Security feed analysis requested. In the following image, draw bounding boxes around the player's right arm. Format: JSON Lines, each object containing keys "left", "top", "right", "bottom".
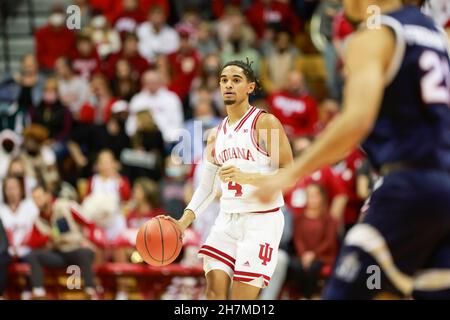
{"left": 255, "top": 25, "right": 394, "bottom": 203}
{"left": 176, "top": 127, "right": 221, "bottom": 231}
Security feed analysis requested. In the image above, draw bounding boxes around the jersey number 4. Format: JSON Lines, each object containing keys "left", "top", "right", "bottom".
{"left": 228, "top": 182, "right": 243, "bottom": 197}
{"left": 420, "top": 50, "right": 450, "bottom": 104}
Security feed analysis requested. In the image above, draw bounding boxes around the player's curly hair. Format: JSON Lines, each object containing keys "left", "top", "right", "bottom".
{"left": 221, "top": 58, "right": 261, "bottom": 94}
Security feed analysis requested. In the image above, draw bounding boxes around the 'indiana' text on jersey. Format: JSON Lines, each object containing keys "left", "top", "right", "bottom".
{"left": 213, "top": 106, "right": 284, "bottom": 213}
{"left": 361, "top": 5, "right": 450, "bottom": 171}
{"left": 217, "top": 147, "right": 256, "bottom": 163}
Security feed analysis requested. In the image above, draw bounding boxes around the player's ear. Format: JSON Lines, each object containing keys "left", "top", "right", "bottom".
{"left": 248, "top": 82, "right": 255, "bottom": 95}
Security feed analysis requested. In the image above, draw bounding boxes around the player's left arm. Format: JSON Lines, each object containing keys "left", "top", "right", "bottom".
{"left": 219, "top": 113, "right": 294, "bottom": 187}
{"left": 256, "top": 26, "right": 395, "bottom": 200}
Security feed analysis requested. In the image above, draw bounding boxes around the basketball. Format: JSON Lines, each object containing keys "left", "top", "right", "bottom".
{"left": 135, "top": 217, "right": 183, "bottom": 266}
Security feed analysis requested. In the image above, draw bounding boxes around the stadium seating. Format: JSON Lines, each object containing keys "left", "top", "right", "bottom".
{"left": 5, "top": 262, "right": 204, "bottom": 300}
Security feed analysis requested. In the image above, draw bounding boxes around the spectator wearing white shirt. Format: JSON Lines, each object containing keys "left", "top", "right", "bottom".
{"left": 127, "top": 69, "right": 184, "bottom": 146}
{"left": 136, "top": 5, "right": 180, "bottom": 64}
{"left": 54, "top": 57, "right": 91, "bottom": 120}
{"left": 0, "top": 175, "right": 39, "bottom": 259}
{"left": 422, "top": 0, "right": 450, "bottom": 27}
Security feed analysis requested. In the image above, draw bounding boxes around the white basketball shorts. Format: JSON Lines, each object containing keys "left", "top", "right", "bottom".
{"left": 198, "top": 208, "right": 284, "bottom": 288}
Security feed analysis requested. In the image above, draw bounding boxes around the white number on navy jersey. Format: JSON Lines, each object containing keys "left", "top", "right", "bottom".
{"left": 419, "top": 50, "right": 450, "bottom": 104}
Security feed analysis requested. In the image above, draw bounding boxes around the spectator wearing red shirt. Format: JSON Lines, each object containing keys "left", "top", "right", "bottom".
{"left": 103, "top": 0, "right": 170, "bottom": 23}
{"left": 267, "top": 70, "right": 319, "bottom": 139}
{"left": 332, "top": 10, "right": 354, "bottom": 83}
{"left": 106, "top": 32, "right": 151, "bottom": 80}
{"left": 289, "top": 183, "right": 339, "bottom": 299}
{"left": 284, "top": 136, "right": 348, "bottom": 223}
{"left": 332, "top": 149, "right": 366, "bottom": 234}
{"left": 111, "top": 0, "right": 147, "bottom": 34}
{"left": 332, "top": 10, "right": 354, "bottom": 62}
{"left": 246, "top": 0, "right": 301, "bottom": 39}
{"left": 34, "top": 7, "right": 76, "bottom": 72}
{"left": 79, "top": 74, "right": 118, "bottom": 124}
{"left": 165, "top": 27, "right": 201, "bottom": 118}
{"left": 71, "top": 33, "right": 102, "bottom": 80}
{"left": 315, "top": 98, "right": 340, "bottom": 134}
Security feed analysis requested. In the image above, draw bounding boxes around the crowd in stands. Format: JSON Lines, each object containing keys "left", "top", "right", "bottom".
{"left": 1, "top": 0, "right": 449, "bottom": 300}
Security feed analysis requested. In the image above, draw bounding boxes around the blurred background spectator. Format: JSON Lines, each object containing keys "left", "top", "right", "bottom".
{"left": 126, "top": 69, "right": 184, "bottom": 150}
{"left": 137, "top": 5, "right": 179, "bottom": 64}
{"left": 267, "top": 70, "right": 318, "bottom": 139}
{"left": 289, "top": 183, "right": 338, "bottom": 299}
{"left": 86, "top": 11, "right": 121, "bottom": 59}
{"left": 121, "top": 109, "right": 165, "bottom": 183}
{"left": 0, "top": 175, "right": 39, "bottom": 261}
{"left": 34, "top": 6, "right": 76, "bottom": 73}
{"left": 55, "top": 56, "right": 91, "bottom": 120}
{"left": 71, "top": 32, "right": 102, "bottom": 80}
{"left": 0, "top": 217, "right": 12, "bottom": 300}
{"left": 25, "top": 185, "right": 101, "bottom": 299}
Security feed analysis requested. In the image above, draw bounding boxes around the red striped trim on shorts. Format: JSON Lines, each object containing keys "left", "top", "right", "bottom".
{"left": 252, "top": 207, "right": 280, "bottom": 214}
{"left": 198, "top": 245, "right": 235, "bottom": 270}
{"left": 233, "top": 277, "right": 269, "bottom": 287}
{"left": 233, "top": 270, "right": 271, "bottom": 286}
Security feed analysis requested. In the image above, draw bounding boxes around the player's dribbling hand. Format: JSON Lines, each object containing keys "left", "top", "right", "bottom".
{"left": 218, "top": 165, "right": 248, "bottom": 184}
{"left": 155, "top": 215, "right": 185, "bottom": 237}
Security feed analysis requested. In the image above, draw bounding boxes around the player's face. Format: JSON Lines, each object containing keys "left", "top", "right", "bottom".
{"left": 219, "top": 65, "right": 255, "bottom": 106}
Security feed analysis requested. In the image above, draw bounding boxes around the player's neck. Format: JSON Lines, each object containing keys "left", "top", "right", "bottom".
{"left": 226, "top": 100, "right": 251, "bottom": 125}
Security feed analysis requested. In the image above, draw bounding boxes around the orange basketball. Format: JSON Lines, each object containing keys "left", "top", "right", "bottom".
{"left": 135, "top": 217, "right": 183, "bottom": 266}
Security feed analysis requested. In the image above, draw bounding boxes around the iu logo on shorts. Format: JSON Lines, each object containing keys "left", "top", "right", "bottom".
{"left": 258, "top": 243, "right": 273, "bottom": 266}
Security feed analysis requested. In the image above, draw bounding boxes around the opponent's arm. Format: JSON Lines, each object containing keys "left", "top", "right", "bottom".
{"left": 256, "top": 26, "right": 395, "bottom": 201}
{"left": 176, "top": 128, "right": 220, "bottom": 231}
{"left": 218, "top": 113, "right": 294, "bottom": 187}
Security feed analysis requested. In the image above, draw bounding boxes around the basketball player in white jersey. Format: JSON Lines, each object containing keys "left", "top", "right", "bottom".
{"left": 167, "top": 60, "right": 293, "bottom": 300}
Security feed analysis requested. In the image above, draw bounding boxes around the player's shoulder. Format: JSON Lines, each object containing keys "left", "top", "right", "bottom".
{"left": 254, "top": 110, "right": 283, "bottom": 130}
{"left": 206, "top": 125, "right": 220, "bottom": 145}
{"left": 349, "top": 25, "right": 395, "bottom": 52}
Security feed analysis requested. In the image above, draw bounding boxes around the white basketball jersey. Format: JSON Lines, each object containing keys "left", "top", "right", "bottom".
{"left": 213, "top": 106, "right": 284, "bottom": 214}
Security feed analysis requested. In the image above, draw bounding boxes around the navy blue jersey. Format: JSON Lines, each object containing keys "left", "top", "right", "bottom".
{"left": 361, "top": 5, "right": 450, "bottom": 171}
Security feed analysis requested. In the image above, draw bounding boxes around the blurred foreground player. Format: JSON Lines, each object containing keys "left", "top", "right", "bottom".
{"left": 256, "top": 0, "right": 450, "bottom": 299}
{"left": 165, "top": 60, "right": 293, "bottom": 299}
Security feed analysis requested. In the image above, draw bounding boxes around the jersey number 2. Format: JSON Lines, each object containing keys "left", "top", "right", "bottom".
{"left": 419, "top": 50, "right": 450, "bottom": 104}
{"left": 228, "top": 182, "right": 243, "bottom": 197}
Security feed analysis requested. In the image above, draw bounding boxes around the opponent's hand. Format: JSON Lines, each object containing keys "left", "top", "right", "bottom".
{"left": 254, "top": 170, "right": 294, "bottom": 203}
{"left": 218, "top": 166, "right": 249, "bottom": 184}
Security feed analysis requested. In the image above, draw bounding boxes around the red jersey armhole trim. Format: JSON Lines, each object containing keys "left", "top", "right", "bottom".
{"left": 251, "top": 110, "right": 270, "bottom": 156}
